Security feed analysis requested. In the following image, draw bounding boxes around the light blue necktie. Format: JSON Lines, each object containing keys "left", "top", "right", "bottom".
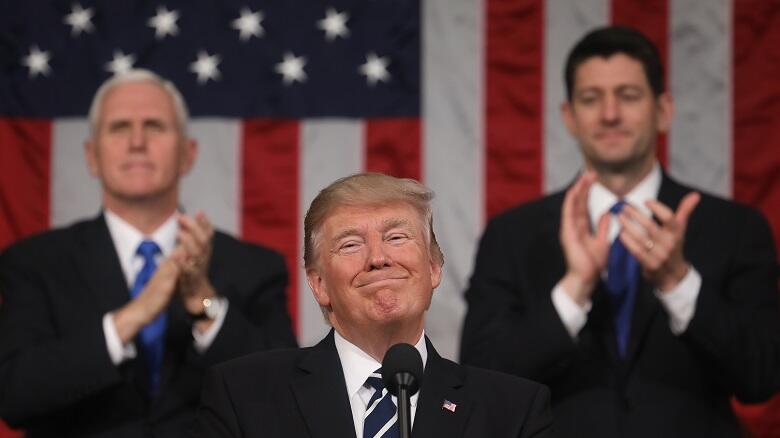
{"left": 130, "top": 240, "right": 167, "bottom": 397}
{"left": 363, "top": 368, "right": 399, "bottom": 438}
{"left": 606, "top": 201, "right": 639, "bottom": 359}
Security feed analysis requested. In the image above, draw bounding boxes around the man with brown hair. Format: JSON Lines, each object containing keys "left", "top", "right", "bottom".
{"left": 460, "top": 26, "right": 780, "bottom": 438}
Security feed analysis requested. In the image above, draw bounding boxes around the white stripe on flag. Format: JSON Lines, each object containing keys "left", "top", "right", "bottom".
{"left": 669, "top": 0, "right": 732, "bottom": 198}
{"left": 52, "top": 119, "right": 101, "bottom": 227}
{"left": 543, "top": 0, "right": 609, "bottom": 193}
{"left": 182, "top": 119, "right": 241, "bottom": 235}
{"left": 299, "top": 119, "right": 364, "bottom": 346}
{"left": 422, "top": 0, "right": 484, "bottom": 361}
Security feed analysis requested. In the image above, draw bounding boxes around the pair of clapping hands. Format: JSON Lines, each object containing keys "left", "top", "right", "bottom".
{"left": 559, "top": 172, "right": 700, "bottom": 307}
{"left": 114, "top": 212, "right": 216, "bottom": 342}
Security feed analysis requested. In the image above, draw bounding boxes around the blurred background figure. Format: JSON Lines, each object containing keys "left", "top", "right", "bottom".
{"left": 0, "top": 70, "right": 296, "bottom": 437}
{"left": 461, "top": 26, "right": 780, "bottom": 438}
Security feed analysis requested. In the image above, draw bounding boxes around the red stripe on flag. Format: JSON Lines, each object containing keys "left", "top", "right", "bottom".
{"left": 0, "top": 119, "right": 51, "bottom": 252}
{"left": 731, "top": 3, "right": 780, "bottom": 436}
{"left": 485, "top": 0, "right": 544, "bottom": 219}
{"left": 364, "top": 118, "right": 421, "bottom": 180}
{"left": 611, "top": 0, "right": 670, "bottom": 167}
{"left": 240, "top": 119, "right": 300, "bottom": 334}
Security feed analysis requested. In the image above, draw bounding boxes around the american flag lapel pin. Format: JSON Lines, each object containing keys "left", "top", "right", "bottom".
{"left": 442, "top": 399, "right": 457, "bottom": 413}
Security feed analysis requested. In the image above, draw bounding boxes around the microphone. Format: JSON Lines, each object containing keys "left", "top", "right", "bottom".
{"left": 382, "top": 343, "right": 424, "bottom": 438}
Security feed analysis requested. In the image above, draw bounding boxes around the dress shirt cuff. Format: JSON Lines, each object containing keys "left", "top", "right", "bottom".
{"left": 551, "top": 283, "right": 592, "bottom": 338}
{"left": 192, "top": 297, "right": 229, "bottom": 354}
{"left": 102, "top": 312, "right": 137, "bottom": 365}
{"left": 653, "top": 266, "right": 701, "bottom": 335}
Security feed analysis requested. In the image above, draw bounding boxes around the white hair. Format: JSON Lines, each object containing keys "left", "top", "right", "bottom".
{"left": 87, "top": 69, "right": 190, "bottom": 137}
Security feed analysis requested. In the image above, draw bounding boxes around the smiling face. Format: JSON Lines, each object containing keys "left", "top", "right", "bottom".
{"left": 85, "top": 80, "right": 196, "bottom": 210}
{"left": 562, "top": 53, "right": 672, "bottom": 175}
{"left": 306, "top": 202, "right": 442, "bottom": 339}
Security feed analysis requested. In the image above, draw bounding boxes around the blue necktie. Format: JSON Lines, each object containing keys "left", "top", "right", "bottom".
{"left": 606, "top": 201, "right": 639, "bottom": 359}
{"left": 130, "top": 240, "right": 167, "bottom": 397}
{"left": 363, "top": 368, "right": 399, "bottom": 438}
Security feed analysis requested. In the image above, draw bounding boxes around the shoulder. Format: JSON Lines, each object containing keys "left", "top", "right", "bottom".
{"left": 206, "top": 347, "right": 305, "bottom": 395}
{"left": 211, "top": 231, "right": 287, "bottom": 271}
{"left": 486, "top": 191, "right": 565, "bottom": 232}
{"left": 462, "top": 361, "right": 548, "bottom": 401}
{"left": 0, "top": 218, "right": 96, "bottom": 265}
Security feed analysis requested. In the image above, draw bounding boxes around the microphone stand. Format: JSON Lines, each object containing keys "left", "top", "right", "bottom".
{"left": 393, "top": 372, "right": 416, "bottom": 438}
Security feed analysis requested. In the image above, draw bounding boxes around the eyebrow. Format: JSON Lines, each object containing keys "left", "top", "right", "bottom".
{"left": 330, "top": 218, "right": 414, "bottom": 242}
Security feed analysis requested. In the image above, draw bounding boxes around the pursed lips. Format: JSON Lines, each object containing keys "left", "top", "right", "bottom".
{"left": 355, "top": 274, "right": 409, "bottom": 288}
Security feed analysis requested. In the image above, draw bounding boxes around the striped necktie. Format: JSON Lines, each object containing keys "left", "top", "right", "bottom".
{"left": 130, "top": 240, "right": 167, "bottom": 397}
{"left": 363, "top": 368, "right": 399, "bottom": 438}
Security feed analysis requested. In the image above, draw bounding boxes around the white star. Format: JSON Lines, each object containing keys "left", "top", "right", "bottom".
{"left": 105, "top": 51, "right": 136, "bottom": 76}
{"left": 190, "top": 51, "right": 221, "bottom": 84}
{"left": 274, "top": 52, "right": 307, "bottom": 85}
{"left": 63, "top": 4, "right": 94, "bottom": 36}
{"left": 232, "top": 8, "right": 264, "bottom": 41}
{"left": 147, "top": 6, "right": 179, "bottom": 39}
{"left": 358, "top": 53, "right": 390, "bottom": 86}
{"left": 21, "top": 46, "right": 51, "bottom": 78}
{"left": 317, "top": 8, "right": 349, "bottom": 41}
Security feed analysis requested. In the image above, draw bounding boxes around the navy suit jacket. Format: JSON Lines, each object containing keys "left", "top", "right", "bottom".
{"left": 195, "top": 331, "right": 554, "bottom": 438}
{"left": 461, "top": 174, "right": 780, "bottom": 438}
{"left": 0, "top": 214, "right": 297, "bottom": 437}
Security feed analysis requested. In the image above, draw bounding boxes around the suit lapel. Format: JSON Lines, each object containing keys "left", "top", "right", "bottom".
{"left": 624, "top": 174, "right": 689, "bottom": 364}
{"left": 412, "top": 339, "right": 471, "bottom": 438}
{"left": 291, "top": 331, "right": 357, "bottom": 438}
{"left": 73, "top": 214, "right": 131, "bottom": 314}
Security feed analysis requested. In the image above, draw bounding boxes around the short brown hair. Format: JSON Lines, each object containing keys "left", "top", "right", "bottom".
{"left": 304, "top": 172, "right": 444, "bottom": 269}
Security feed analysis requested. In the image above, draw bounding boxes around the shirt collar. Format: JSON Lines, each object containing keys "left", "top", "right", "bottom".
{"left": 588, "top": 162, "right": 662, "bottom": 239}
{"left": 104, "top": 209, "right": 179, "bottom": 285}
{"left": 334, "top": 329, "right": 428, "bottom": 401}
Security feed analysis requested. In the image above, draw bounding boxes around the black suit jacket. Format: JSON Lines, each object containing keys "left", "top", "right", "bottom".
{"left": 0, "top": 214, "right": 297, "bottom": 438}
{"left": 460, "top": 174, "right": 780, "bottom": 438}
{"left": 194, "top": 331, "right": 554, "bottom": 438}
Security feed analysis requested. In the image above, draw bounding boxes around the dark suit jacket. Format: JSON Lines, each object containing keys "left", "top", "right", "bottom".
{"left": 194, "top": 331, "right": 554, "bottom": 438}
{"left": 0, "top": 214, "right": 297, "bottom": 438}
{"left": 460, "top": 174, "right": 780, "bottom": 438}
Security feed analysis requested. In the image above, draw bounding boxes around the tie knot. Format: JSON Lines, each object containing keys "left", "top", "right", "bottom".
{"left": 610, "top": 200, "right": 627, "bottom": 215}
{"left": 137, "top": 240, "right": 161, "bottom": 261}
{"left": 365, "top": 368, "right": 384, "bottom": 392}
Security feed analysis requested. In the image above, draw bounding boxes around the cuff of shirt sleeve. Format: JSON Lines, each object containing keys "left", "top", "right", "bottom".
{"left": 654, "top": 266, "right": 701, "bottom": 335}
{"left": 552, "top": 283, "right": 592, "bottom": 338}
{"left": 192, "top": 297, "right": 229, "bottom": 354}
{"left": 102, "top": 312, "right": 137, "bottom": 365}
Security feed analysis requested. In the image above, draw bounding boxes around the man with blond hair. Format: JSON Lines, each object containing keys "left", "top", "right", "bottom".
{"left": 0, "top": 69, "right": 296, "bottom": 437}
{"left": 195, "top": 173, "right": 554, "bottom": 438}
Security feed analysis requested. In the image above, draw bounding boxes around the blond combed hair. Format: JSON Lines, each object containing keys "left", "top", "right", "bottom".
{"left": 303, "top": 172, "right": 444, "bottom": 270}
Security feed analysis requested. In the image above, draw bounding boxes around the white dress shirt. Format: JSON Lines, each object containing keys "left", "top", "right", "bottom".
{"left": 101, "top": 209, "right": 228, "bottom": 365}
{"left": 552, "top": 163, "right": 701, "bottom": 338}
{"left": 334, "top": 330, "right": 427, "bottom": 438}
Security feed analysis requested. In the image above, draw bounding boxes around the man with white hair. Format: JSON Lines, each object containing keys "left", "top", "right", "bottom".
{"left": 195, "top": 173, "right": 553, "bottom": 438}
{"left": 0, "top": 69, "right": 296, "bottom": 437}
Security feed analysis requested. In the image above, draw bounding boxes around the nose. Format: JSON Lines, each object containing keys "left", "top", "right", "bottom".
{"left": 365, "top": 238, "right": 392, "bottom": 271}
{"left": 600, "top": 94, "right": 620, "bottom": 126}
{"left": 128, "top": 124, "right": 146, "bottom": 151}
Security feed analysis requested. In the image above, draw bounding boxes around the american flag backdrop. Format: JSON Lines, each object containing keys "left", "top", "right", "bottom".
{"left": 1, "top": 0, "right": 779, "bottom": 436}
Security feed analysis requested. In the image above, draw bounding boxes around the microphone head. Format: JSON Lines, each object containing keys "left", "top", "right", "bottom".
{"left": 382, "top": 343, "right": 424, "bottom": 396}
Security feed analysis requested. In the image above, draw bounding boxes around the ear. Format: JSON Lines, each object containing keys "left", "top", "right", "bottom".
{"left": 655, "top": 92, "right": 674, "bottom": 134}
{"left": 179, "top": 138, "right": 198, "bottom": 176}
{"left": 306, "top": 267, "right": 331, "bottom": 308}
{"left": 84, "top": 140, "right": 99, "bottom": 177}
{"left": 429, "top": 258, "right": 442, "bottom": 290}
{"left": 561, "top": 101, "right": 577, "bottom": 137}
